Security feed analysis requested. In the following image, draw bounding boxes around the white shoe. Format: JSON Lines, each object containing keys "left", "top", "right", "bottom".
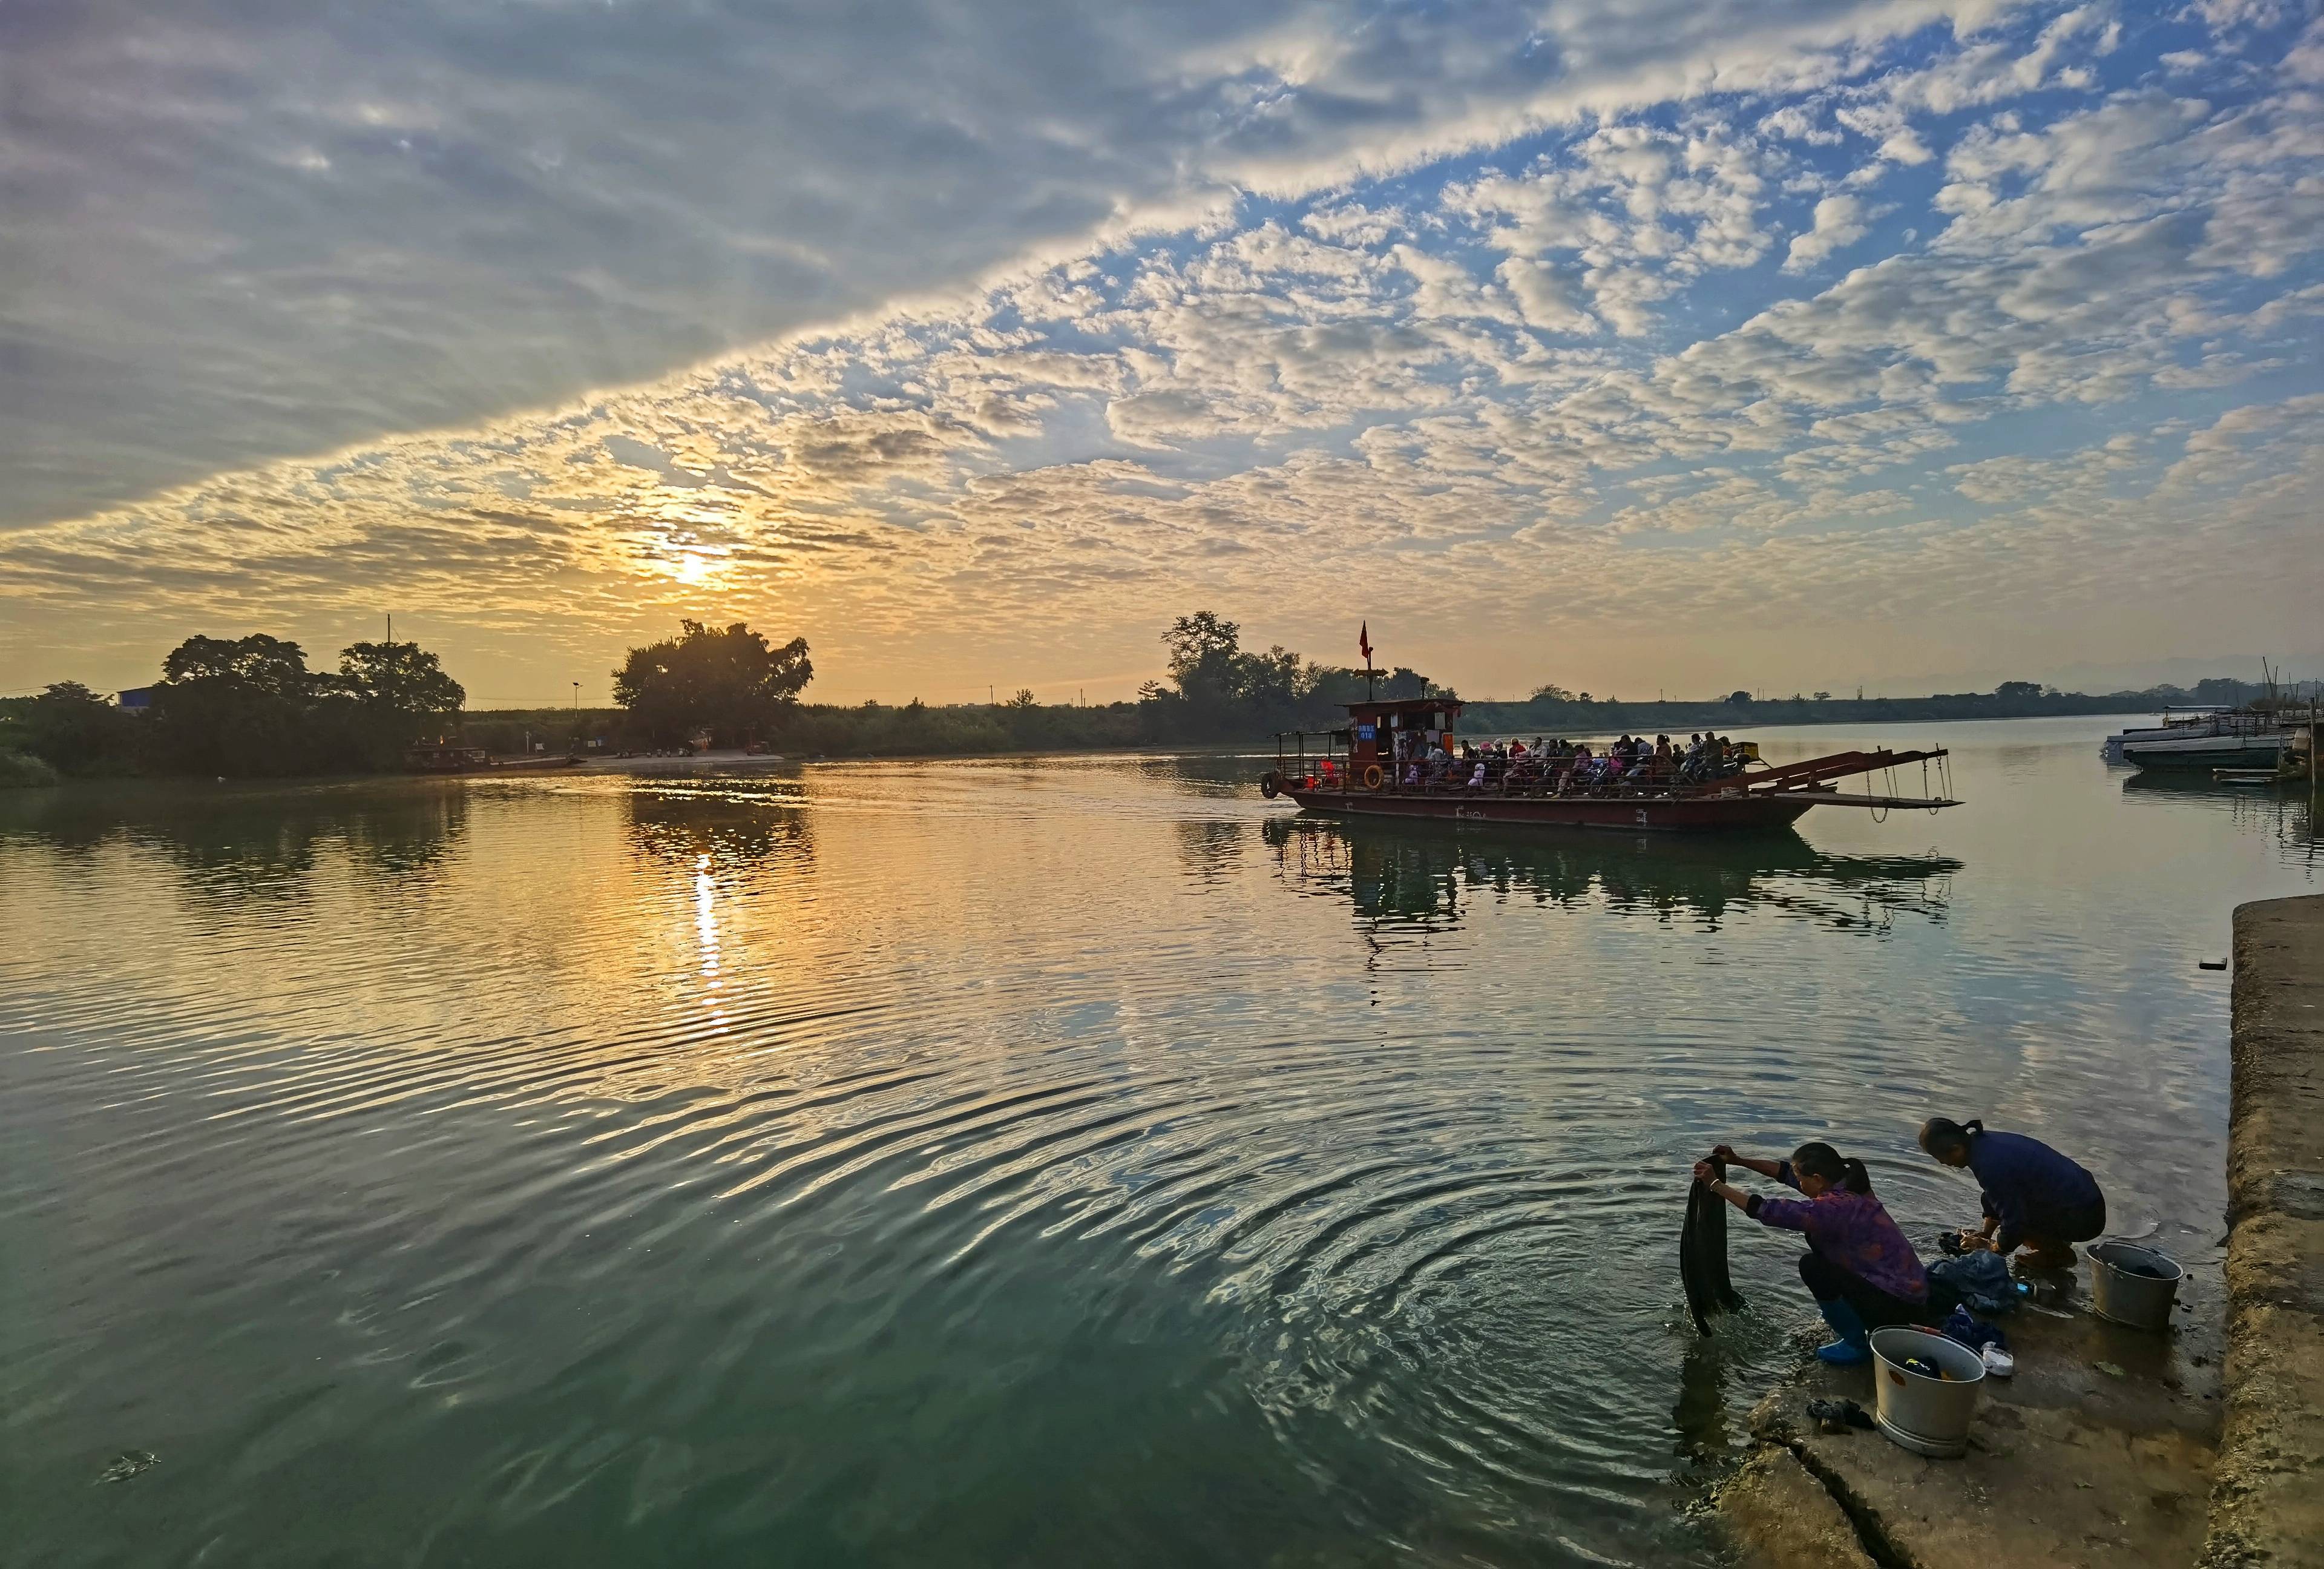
{"left": 1981, "top": 1346, "right": 2015, "bottom": 1378}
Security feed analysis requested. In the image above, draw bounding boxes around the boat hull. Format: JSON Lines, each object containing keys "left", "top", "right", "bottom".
{"left": 2122, "top": 735, "right": 2284, "bottom": 771}
{"left": 1282, "top": 787, "right": 1817, "bottom": 834}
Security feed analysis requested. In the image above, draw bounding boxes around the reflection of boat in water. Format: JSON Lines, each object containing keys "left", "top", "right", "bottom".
{"left": 1264, "top": 815, "right": 1961, "bottom": 931}
{"left": 2118, "top": 766, "right": 2317, "bottom": 852}
{"left": 1265, "top": 694, "right": 1957, "bottom": 834}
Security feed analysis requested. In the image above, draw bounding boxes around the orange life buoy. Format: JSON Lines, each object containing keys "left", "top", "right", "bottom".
{"left": 1363, "top": 764, "right": 1385, "bottom": 791}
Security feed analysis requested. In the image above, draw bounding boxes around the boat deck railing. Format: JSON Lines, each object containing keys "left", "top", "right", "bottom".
{"left": 1281, "top": 760, "right": 1756, "bottom": 802}
{"left": 1269, "top": 744, "right": 1960, "bottom": 811}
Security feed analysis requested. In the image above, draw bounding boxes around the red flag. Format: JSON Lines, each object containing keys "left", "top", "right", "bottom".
{"left": 1359, "top": 621, "right": 1372, "bottom": 665}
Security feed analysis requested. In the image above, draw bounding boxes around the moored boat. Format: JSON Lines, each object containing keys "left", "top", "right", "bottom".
{"left": 2101, "top": 708, "right": 2229, "bottom": 762}
{"left": 2118, "top": 730, "right": 2285, "bottom": 771}
{"left": 1261, "top": 696, "right": 1958, "bottom": 835}
{"left": 2110, "top": 703, "right": 2286, "bottom": 770}
{"left": 2103, "top": 683, "right": 2297, "bottom": 770}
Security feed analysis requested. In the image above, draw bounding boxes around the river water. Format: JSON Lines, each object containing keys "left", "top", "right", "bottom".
{"left": 3, "top": 718, "right": 2316, "bottom": 1567}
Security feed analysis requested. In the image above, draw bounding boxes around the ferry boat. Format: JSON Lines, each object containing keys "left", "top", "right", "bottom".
{"left": 1261, "top": 696, "right": 1958, "bottom": 834}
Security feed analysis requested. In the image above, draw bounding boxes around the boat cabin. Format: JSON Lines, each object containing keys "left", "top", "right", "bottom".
{"left": 1345, "top": 697, "right": 1462, "bottom": 782}
{"left": 1270, "top": 697, "right": 1462, "bottom": 792}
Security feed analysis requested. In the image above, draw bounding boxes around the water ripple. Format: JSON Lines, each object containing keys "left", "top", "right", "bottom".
{"left": 1, "top": 727, "right": 2307, "bottom": 1567}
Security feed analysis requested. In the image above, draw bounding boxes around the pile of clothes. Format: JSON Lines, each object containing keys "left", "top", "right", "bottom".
{"left": 1929, "top": 1239, "right": 2027, "bottom": 1316}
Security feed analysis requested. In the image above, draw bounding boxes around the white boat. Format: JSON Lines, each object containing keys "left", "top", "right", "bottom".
{"left": 2113, "top": 706, "right": 2288, "bottom": 771}
{"left": 2101, "top": 708, "right": 2228, "bottom": 761}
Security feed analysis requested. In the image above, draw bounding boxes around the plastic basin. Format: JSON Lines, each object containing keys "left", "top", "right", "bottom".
{"left": 2088, "top": 1242, "right": 2182, "bottom": 1331}
{"left": 1868, "top": 1326, "right": 1986, "bottom": 1458}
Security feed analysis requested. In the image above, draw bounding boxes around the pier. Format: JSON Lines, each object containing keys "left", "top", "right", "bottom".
{"left": 2207, "top": 894, "right": 2324, "bottom": 1565}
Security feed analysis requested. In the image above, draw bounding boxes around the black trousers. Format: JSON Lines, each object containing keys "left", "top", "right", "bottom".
{"left": 1798, "top": 1249, "right": 1935, "bottom": 1329}
{"left": 1997, "top": 1194, "right": 2106, "bottom": 1248}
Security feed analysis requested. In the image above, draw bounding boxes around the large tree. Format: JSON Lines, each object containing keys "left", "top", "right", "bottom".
{"left": 613, "top": 620, "right": 813, "bottom": 745}
{"left": 162, "top": 633, "right": 314, "bottom": 696}
{"left": 147, "top": 632, "right": 469, "bottom": 775}
{"left": 328, "top": 642, "right": 465, "bottom": 726}
{"left": 1143, "top": 611, "right": 1446, "bottom": 735}
{"left": 1160, "top": 611, "right": 1246, "bottom": 706}
{"left": 149, "top": 634, "right": 318, "bottom": 775}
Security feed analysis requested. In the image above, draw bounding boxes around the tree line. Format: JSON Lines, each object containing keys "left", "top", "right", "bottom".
{"left": 2, "top": 611, "right": 1431, "bottom": 781}
{"left": 600, "top": 612, "right": 1449, "bottom": 752}
{"left": 1462, "top": 673, "right": 2303, "bottom": 735}
{"left": 10, "top": 610, "right": 2280, "bottom": 784}
{"left": 2, "top": 634, "right": 464, "bottom": 782}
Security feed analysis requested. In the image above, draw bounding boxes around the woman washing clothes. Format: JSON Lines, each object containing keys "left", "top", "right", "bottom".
{"left": 1918, "top": 1117, "right": 2104, "bottom": 1268}
{"left": 1695, "top": 1142, "right": 1932, "bottom": 1366}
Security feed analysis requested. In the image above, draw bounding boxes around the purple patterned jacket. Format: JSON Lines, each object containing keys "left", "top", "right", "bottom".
{"left": 1747, "top": 1161, "right": 1928, "bottom": 1303}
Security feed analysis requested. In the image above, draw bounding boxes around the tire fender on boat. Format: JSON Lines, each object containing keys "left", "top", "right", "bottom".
{"left": 1363, "top": 764, "right": 1385, "bottom": 791}
{"left": 1259, "top": 771, "right": 1280, "bottom": 799}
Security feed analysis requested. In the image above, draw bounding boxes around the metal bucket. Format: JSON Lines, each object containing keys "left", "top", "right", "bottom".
{"left": 1868, "top": 1327, "right": 1986, "bottom": 1458}
{"left": 2088, "top": 1242, "right": 2182, "bottom": 1331}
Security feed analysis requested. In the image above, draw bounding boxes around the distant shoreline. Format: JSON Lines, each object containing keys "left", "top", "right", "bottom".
{"left": 2, "top": 709, "right": 2169, "bottom": 792}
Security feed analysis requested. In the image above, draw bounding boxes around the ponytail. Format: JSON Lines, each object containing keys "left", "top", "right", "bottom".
{"left": 1791, "top": 1141, "right": 1874, "bottom": 1196}
{"left": 1919, "top": 1117, "right": 1982, "bottom": 1159}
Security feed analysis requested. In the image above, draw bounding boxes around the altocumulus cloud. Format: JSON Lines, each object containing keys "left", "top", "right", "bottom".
{"left": 3, "top": 0, "right": 2321, "bottom": 700}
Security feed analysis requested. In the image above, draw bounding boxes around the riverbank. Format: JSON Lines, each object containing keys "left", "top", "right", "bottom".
{"left": 2207, "top": 893, "right": 2324, "bottom": 1566}
{"left": 1718, "top": 892, "right": 2324, "bottom": 1569}
{"left": 1718, "top": 1295, "right": 2219, "bottom": 1568}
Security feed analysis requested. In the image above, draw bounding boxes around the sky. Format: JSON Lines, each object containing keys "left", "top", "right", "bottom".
{"left": 2, "top": 0, "right": 2319, "bottom": 706}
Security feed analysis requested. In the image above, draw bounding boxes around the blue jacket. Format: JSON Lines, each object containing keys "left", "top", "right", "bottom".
{"left": 1970, "top": 1130, "right": 2101, "bottom": 1251}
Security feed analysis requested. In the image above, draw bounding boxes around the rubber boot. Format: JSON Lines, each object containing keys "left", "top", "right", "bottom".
{"left": 1814, "top": 1299, "right": 1871, "bottom": 1366}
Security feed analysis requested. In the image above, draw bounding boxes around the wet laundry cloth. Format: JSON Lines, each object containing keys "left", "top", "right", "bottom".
{"left": 1680, "top": 1156, "right": 1746, "bottom": 1334}
{"left": 1940, "top": 1305, "right": 2007, "bottom": 1353}
{"left": 1928, "top": 1248, "right": 2017, "bottom": 1315}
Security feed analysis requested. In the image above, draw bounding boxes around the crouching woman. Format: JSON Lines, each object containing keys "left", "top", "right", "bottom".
{"left": 1917, "top": 1117, "right": 2104, "bottom": 1269}
{"left": 1695, "top": 1142, "right": 1931, "bottom": 1366}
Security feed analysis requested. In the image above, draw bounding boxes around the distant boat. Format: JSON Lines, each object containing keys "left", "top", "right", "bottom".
{"left": 2101, "top": 708, "right": 2230, "bottom": 762}
{"left": 2110, "top": 708, "right": 2286, "bottom": 771}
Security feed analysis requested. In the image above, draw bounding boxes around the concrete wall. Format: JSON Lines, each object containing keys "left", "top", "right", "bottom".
{"left": 2205, "top": 894, "right": 2324, "bottom": 1567}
